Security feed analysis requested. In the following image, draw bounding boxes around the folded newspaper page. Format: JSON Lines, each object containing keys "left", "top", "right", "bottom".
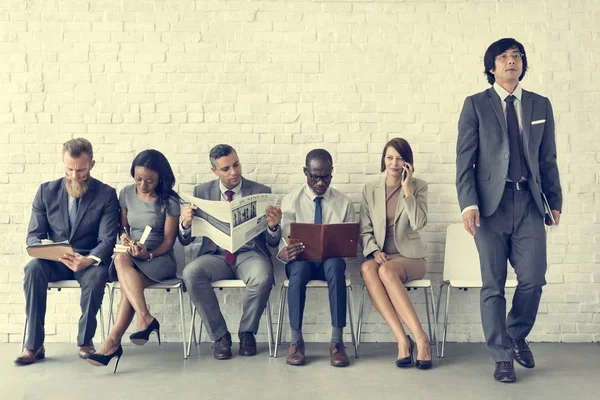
{"left": 179, "top": 192, "right": 280, "bottom": 252}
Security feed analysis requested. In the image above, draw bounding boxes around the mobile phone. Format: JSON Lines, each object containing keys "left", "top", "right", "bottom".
{"left": 402, "top": 168, "right": 407, "bottom": 181}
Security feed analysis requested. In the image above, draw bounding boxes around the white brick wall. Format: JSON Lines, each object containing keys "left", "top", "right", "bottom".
{"left": 0, "top": 0, "right": 598, "bottom": 344}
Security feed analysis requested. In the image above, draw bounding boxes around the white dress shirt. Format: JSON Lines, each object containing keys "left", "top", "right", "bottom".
{"left": 68, "top": 195, "right": 101, "bottom": 266}
{"left": 279, "top": 184, "right": 356, "bottom": 253}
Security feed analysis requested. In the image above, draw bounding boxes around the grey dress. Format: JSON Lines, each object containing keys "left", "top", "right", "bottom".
{"left": 109, "top": 184, "right": 181, "bottom": 283}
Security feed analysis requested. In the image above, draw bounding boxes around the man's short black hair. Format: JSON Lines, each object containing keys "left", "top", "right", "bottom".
{"left": 305, "top": 149, "right": 333, "bottom": 168}
{"left": 209, "top": 144, "right": 236, "bottom": 167}
{"left": 484, "top": 38, "right": 528, "bottom": 85}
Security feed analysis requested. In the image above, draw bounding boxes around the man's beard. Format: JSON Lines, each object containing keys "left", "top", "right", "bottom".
{"left": 66, "top": 177, "right": 90, "bottom": 198}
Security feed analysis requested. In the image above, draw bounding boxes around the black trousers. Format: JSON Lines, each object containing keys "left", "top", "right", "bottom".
{"left": 23, "top": 259, "right": 107, "bottom": 350}
{"left": 285, "top": 257, "right": 346, "bottom": 330}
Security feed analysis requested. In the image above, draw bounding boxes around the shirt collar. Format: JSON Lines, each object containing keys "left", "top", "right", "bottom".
{"left": 219, "top": 179, "right": 242, "bottom": 198}
{"left": 303, "top": 184, "right": 331, "bottom": 201}
{"left": 493, "top": 82, "right": 522, "bottom": 102}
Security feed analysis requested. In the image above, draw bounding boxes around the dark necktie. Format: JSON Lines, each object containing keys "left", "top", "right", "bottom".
{"left": 314, "top": 196, "right": 323, "bottom": 224}
{"left": 505, "top": 95, "right": 526, "bottom": 181}
{"left": 69, "top": 197, "right": 79, "bottom": 231}
{"left": 224, "top": 190, "right": 236, "bottom": 265}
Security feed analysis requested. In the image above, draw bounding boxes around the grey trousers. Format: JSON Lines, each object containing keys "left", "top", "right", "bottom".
{"left": 182, "top": 250, "right": 273, "bottom": 341}
{"left": 23, "top": 258, "right": 108, "bottom": 350}
{"left": 475, "top": 188, "right": 547, "bottom": 362}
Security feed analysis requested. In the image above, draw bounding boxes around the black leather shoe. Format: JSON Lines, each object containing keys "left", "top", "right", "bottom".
{"left": 494, "top": 361, "right": 516, "bottom": 383}
{"left": 213, "top": 332, "right": 232, "bottom": 360}
{"left": 396, "top": 336, "right": 414, "bottom": 368}
{"left": 239, "top": 332, "right": 257, "bottom": 357}
{"left": 509, "top": 338, "right": 535, "bottom": 369}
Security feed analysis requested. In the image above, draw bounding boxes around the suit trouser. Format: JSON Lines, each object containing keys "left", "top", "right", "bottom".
{"left": 23, "top": 259, "right": 108, "bottom": 350}
{"left": 475, "top": 188, "right": 547, "bottom": 362}
{"left": 285, "top": 258, "right": 347, "bottom": 330}
{"left": 182, "top": 250, "right": 273, "bottom": 341}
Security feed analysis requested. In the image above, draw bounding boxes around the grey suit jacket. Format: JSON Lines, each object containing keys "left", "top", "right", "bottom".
{"left": 360, "top": 177, "right": 428, "bottom": 259}
{"left": 178, "top": 178, "right": 281, "bottom": 260}
{"left": 456, "top": 88, "right": 562, "bottom": 217}
{"left": 26, "top": 177, "right": 120, "bottom": 266}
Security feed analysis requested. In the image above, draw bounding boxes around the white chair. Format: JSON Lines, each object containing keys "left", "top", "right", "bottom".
{"left": 186, "top": 279, "right": 274, "bottom": 358}
{"left": 21, "top": 281, "right": 108, "bottom": 350}
{"left": 356, "top": 279, "right": 439, "bottom": 358}
{"left": 436, "top": 224, "right": 518, "bottom": 357}
{"left": 107, "top": 240, "right": 191, "bottom": 359}
{"left": 273, "top": 277, "right": 358, "bottom": 358}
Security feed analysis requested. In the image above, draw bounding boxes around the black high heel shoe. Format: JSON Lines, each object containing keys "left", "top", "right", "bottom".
{"left": 87, "top": 345, "right": 123, "bottom": 373}
{"left": 415, "top": 339, "right": 433, "bottom": 370}
{"left": 129, "top": 318, "right": 161, "bottom": 346}
{"left": 396, "top": 336, "right": 414, "bottom": 368}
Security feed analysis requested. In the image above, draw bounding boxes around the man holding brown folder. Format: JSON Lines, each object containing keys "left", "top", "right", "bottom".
{"left": 278, "top": 149, "right": 356, "bottom": 367}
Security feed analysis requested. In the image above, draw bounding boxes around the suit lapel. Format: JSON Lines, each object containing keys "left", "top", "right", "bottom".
{"left": 211, "top": 180, "right": 221, "bottom": 201}
{"left": 521, "top": 89, "right": 533, "bottom": 159}
{"left": 59, "top": 178, "right": 70, "bottom": 234}
{"left": 487, "top": 88, "right": 508, "bottom": 141}
{"left": 240, "top": 178, "right": 250, "bottom": 197}
{"left": 69, "top": 178, "right": 97, "bottom": 240}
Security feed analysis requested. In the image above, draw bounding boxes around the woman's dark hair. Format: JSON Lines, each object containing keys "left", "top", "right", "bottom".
{"left": 380, "top": 138, "right": 414, "bottom": 173}
{"left": 131, "top": 149, "right": 181, "bottom": 214}
{"left": 483, "top": 38, "right": 528, "bottom": 85}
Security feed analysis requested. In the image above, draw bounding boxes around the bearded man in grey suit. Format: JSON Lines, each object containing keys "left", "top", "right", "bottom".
{"left": 15, "top": 138, "right": 120, "bottom": 365}
{"left": 179, "top": 144, "right": 282, "bottom": 359}
{"left": 456, "top": 38, "right": 562, "bottom": 383}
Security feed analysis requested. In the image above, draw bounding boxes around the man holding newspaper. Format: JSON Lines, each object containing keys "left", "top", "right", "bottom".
{"left": 179, "top": 144, "right": 282, "bottom": 360}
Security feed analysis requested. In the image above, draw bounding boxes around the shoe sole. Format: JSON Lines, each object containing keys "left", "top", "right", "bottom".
{"left": 87, "top": 359, "right": 104, "bottom": 367}
{"left": 239, "top": 351, "right": 257, "bottom": 357}
{"left": 287, "top": 360, "right": 305, "bottom": 366}
{"left": 496, "top": 377, "right": 517, "bottom": 383}
{"left": 331, "top": 363, "right": 349, "bottom": 367}
{"left": 14, "top": 353, "right": 45, "bottom": 365}
{"left": 130, "top": 338, "right": 149, "bottom": 346}
{"left": 214, "top": 354, "right": 232, "bottom": 360}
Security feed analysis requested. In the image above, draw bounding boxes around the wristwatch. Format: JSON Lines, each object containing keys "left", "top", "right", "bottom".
{"left": 146, "top": 252, "right": 153, "bottom": 262}
{"left": 268, "top": 224, "right": 280, "bottom": 232}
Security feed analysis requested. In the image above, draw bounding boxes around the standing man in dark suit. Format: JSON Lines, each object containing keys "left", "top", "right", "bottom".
{"left": 456, "top": 38, "right": 562, "bottom": 383}
{"left": 15, "top": 138, "right": 120, "bottom": 365}
{"left": 179, "top": 144, "right": 282, "bottom": 359}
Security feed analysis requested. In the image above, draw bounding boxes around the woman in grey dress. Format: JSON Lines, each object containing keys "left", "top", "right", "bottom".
{"left": 87, "top": 150, "right": 181, "bottom": 371}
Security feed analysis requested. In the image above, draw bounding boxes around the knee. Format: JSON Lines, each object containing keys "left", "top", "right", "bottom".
{"left": 114, "top": 254, "right": 132, "bottom": 273}
{"left": 81, "top": 267, "right": 108, "bottom": 292}
{"left": 377, "top": 263, "right": 396, "bottom": 283}
{"left": 324, "top": 258, "right": 346, "bottom": 278}
{"left": 360, "top": 261, "right": 379, "bottom": 281}
{"left": 286, "top": 262, "right": 311, "bottom": 285}
{"left": 24, "top": 259, "right": 48, "bottom": 279}
{"left": 182, "top": 263, "right": 209, "bottom": 286}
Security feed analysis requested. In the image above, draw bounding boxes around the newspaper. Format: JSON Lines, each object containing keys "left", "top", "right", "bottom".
{"left": 179, "top": 192, "right": 280, "bottom": 253}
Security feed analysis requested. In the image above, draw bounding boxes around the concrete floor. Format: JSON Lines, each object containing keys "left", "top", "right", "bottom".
{"left": 1, "top": 342, "right": 599, "bottom": 400}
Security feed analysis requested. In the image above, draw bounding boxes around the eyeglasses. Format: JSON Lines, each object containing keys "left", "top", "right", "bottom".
{"left": 495, "top": 52, "right": 525, "bottom": 62}
{"left": 305, "top": 171, "right": 332, "bottom": 183}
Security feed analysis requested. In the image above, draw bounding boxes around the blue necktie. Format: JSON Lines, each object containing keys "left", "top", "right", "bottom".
{"left": 505, "top": 95, "right": 527, "bottom": 181}
{"left": 69, "top": 197, "right": 79, "bottom": 230}
{"left": 314, "top": 196, "right": 323, "bottom": 224}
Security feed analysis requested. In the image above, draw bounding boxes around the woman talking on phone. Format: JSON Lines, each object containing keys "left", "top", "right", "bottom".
{"left": 87, "top": 149, "right": 181, "bottom": 372}
{"left": 359, "top": 138, "right": 432, "bottom": 369}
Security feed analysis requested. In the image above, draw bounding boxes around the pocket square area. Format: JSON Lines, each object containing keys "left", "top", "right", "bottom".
{"left": 532, "top": 119, "right": 546, "bottom": 125}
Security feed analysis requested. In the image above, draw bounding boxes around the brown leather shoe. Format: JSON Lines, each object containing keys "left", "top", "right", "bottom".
{"left": 286, "top": 340, "right": 305, "bottom": 366}
{"left": 14, "top": 346, "right": 45, "bottom": 366}
{"left": 78, "top": 340, "right": 96, "bottom": 359}
{"left": 329, "top": 343, "right": 350, "bottom": 367}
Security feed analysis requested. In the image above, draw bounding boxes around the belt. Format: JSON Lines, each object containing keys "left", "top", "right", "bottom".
{"left": 505, "top": 181, "right": 529, "bottom": 191}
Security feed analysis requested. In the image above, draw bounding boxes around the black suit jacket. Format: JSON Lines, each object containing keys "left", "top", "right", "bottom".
{"left": 26, "top": 177, "right": 120, "bottom": 266}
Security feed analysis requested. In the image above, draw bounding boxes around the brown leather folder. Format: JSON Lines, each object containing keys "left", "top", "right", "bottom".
{"left": 289, "top": 222, "right": 360, "bottom": 261}
{"left": 26, "top": 243, "right": 74, "bottom": 262}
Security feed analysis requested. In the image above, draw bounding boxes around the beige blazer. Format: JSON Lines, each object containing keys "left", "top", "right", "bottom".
{"left": 359, "top": 176, "right": 428, "bottom": 259}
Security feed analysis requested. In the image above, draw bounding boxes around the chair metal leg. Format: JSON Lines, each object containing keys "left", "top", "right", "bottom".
{"left": 436, "top": 283, "right": 444, "bottom": 328}
{"left": 274, "top": 285, "right": 286, "bottom": 358}
{"left": 346, "top": 285, "right": 358, "bottom": 358}
{"left": 186, "top": 305, "right": 197, "bottom": 358}
{"left": 357, "top": 285, "right": 366, "bottom": 351}
{"left": 21, "top": 317, "right": 27, "bottom": 351}
{"left": 266, "top": 299, "right": 273, "bottom": 357}
{"left": 107, "top": 286, "right": 116, "bottom": 332}
{"left": 198, "top": 319, "right": 203, "bottom": 346}
{"left": 428, "top": 286, "right": 440, "bottom": 358}
{"left": 424, "top": 288, "right": 433, "bottom": 346}
{"left": 178, "top": 288, "right": 187, "bottom": 359}
{"left": 442, "top": 285, "right": 451, "bottom": 358}
{"left": 99, "top": 303, "right": 105, "bottom": 342}
{"left": 188, "top": 298, "right": 197, "bottom": 347}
